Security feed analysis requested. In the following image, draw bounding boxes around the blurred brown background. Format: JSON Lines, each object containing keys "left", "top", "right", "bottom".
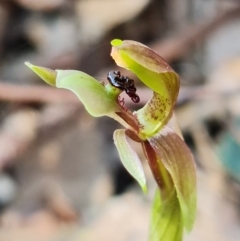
{"left": 0, "top": 0, "right": 240, "bottom": 240}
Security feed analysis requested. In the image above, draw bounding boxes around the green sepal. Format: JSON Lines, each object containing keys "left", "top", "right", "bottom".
{"left": 148, "top": 126, "right": 197, "bottom": 231}
{"left": 55, "top": 70, "right": 120, "bottom": 117}
{"left": 110, "top": 39, "right": 179, "bottom": 138}
{"left": 113, "top": 129, "right": 147, "bottom": 193}
{"left": 25, "top": 62, "right": 121, "bottom": 117}
{"left": 25, "top": 62, "right": 56, "bottom": 86}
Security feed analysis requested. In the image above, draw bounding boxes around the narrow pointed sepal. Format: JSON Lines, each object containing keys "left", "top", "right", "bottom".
{"left": 25, "top": 62, "right": 56, "bottom": 86}
{"left": 113, "top": 129, "right": 147, "bottom": 193}
{"left": 148, "top": 126, "right": 197, "bottom": 231}
{"left": 55, "top": 70, "right": 120, "bottom": 117}
{"left": 25, "top": 62, "right": 121, "bottom": 117}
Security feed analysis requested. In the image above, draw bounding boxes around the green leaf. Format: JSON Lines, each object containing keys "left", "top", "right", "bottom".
{"left": 148, "top": 126, "right": 196, "bottom": 231}
{"left": 110, "top": 39, "right": 179, "bottom": 138}
{"left": 150, "top": 188, "right": 183, "bottom": 241}
{"left": 25, "top": 62, "right": 56, "bottom": 86}
{"left": 113, "top": 129, "right": 147, "bottom": 193}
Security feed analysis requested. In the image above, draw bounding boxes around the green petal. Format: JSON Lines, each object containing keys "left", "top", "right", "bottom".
{"left": 55, "top": 70, "right": 120, "bottom": 117}
{"left": 113, "top": 129, "right": 147, "bottom": 193}
{"left": 150, "top": 188, "right": 183, "bottom": 241}
{"left": 110, "top": 39, "right": 179, "bottom": 138}
{"left": 25, "top": 62, "right": 56, "bottom": 86}
{"left": 25, "top": 62, "right": 121, "bottom": 117}
{"left": 148, "top": 127, "right": 197, "bottom": 231}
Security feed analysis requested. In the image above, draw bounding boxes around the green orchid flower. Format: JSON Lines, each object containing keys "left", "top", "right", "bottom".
{"left": 25, "top": 39, "right": 196, "bottom": 241}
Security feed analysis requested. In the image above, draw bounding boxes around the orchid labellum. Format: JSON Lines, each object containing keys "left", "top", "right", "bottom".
{"left": 25, "top": 39, "right": 196, "bottom": 241}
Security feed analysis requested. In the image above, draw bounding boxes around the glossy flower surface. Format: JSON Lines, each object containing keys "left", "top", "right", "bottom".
{"left": 25, "top": 39, "right": 196, "bottom": 241}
